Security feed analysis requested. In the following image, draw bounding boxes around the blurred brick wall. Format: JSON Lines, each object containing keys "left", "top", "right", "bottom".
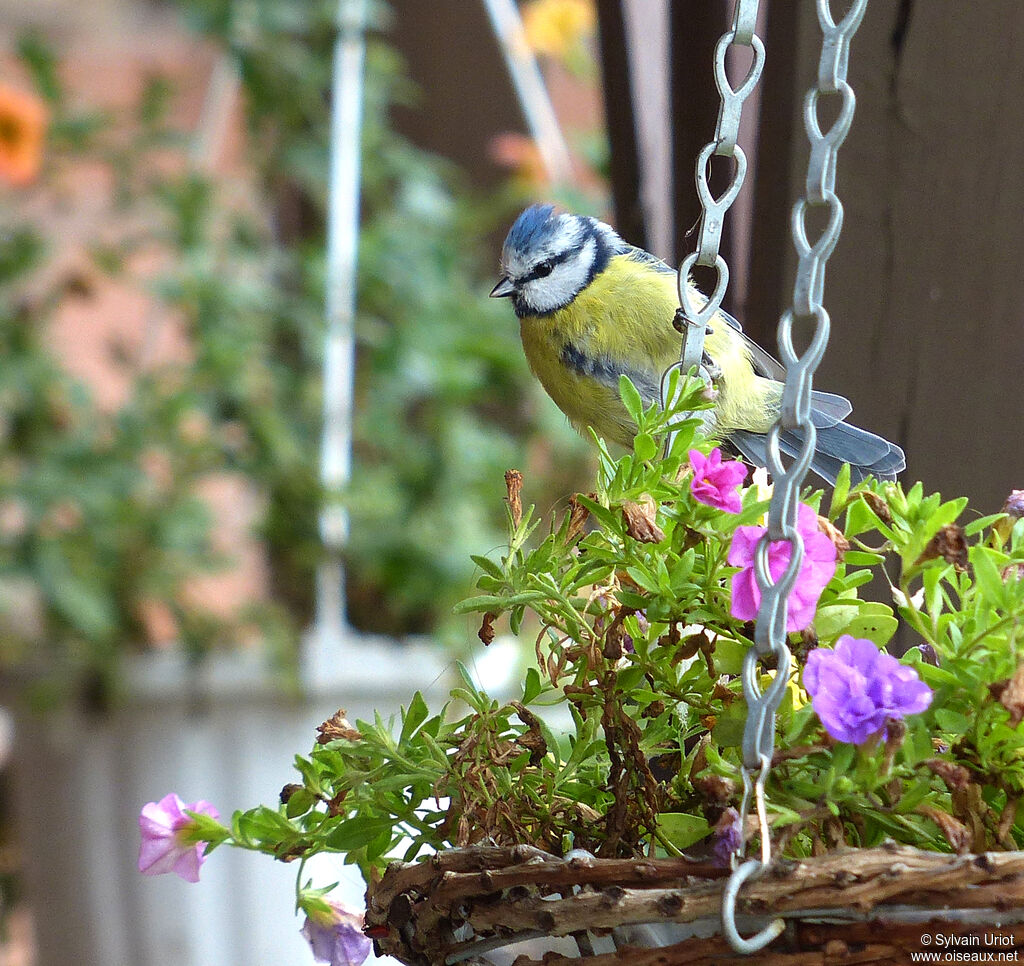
{"left": 1, "top": 0, "right": 270, "bottom": 645}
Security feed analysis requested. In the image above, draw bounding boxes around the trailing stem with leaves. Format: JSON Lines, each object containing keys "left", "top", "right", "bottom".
{"left": 149, "top": 373, "right": 1024, "bottom": 932}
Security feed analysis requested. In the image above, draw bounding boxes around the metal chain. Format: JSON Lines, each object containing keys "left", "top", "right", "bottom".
{"left": 721, "top": 0, "right": 868, "bottom": 955}
{"left": 660, "top": 0, "right": 764, "bottom": 428}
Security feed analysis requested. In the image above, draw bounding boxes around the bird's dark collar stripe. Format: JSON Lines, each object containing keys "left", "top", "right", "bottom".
{"left": 560, "top": 343, "right": 658, "bottom": 403}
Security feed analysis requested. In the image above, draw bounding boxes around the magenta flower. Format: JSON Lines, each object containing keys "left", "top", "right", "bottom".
{"left": 803, "top": 635, "right": 932, "bottom": 745}
{"left": 302, "top": 901, "right": 372, "bottom": 966}
{"left": 728, "top": 502, "right": 836, "bottom": 631}
{"left": 138, "top": 793, "right": 220, "bottom": 883}
{"left": 688, "top": 448, "right": 747, "bottom": 513}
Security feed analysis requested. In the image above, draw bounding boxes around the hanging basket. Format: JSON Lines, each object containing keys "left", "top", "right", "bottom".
{"left": 365, "top": 844, "right": 1024, "bottom": 965}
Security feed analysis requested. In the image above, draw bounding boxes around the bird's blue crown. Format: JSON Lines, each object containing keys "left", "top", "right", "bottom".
{"left": 504, "top": 203, "right": 560, "bottom": 256}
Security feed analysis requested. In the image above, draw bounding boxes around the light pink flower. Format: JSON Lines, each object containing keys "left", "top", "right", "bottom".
{"left": 302, "top": 900, "right": 372, "bottom": 966}
{"left": 689, "top": 448, "right": 747, "bottom": 513}
{"left": 728, "top": 502, "right": 837, "bottom": 631}
{"left": 138, "top": 793, "right": 219, "bottom": 883}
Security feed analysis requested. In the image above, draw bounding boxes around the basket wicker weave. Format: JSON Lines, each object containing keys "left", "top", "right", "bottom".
{"left": 365, "top": 843, "right": 1024, "bottom": 965}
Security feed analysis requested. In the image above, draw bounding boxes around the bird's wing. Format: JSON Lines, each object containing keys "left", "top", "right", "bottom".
{"left": 717, "top": 307, "right": 853, "bottom": 426}
{"left": 618, "top": 244, "right": 853, "bottom": 426}
{"left": 717, "top": 307, "right": 788, "bottom": 381}
{"left": 619, "top": 245, "right": 677, "bottom": 276}
{"left": 618, "top": 244, "right": 789, "bottom": 382}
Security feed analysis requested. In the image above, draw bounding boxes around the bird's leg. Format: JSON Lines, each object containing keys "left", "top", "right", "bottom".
{"left": 701, "top": 326, "right": 722, "bottom": 382}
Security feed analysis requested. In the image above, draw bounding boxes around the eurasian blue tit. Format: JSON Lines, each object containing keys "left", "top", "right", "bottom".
{"left": 490, "top": 204, "right": 905, "bottom": 485}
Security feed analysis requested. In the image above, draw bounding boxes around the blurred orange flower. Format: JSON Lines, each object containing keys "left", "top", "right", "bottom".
{"left": 0, "top": 83, "right": 48, "bottom": 187}
{"left": 490, "top": 132, "right": 548, "bottom": 187}
{"left": 521, "top": 0, "right": 596, "bottom": 58}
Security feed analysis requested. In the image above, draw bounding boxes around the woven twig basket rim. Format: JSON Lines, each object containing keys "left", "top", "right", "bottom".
{"left": 365, "top": 842, "right": 1024, "bottom": 966}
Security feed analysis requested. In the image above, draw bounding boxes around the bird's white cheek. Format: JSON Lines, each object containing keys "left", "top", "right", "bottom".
{"left": 523, "top": 243, "right": 595, "bottom": 313}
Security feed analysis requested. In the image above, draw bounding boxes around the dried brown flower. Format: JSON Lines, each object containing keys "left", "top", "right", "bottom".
{"left": 316, "top": 709, "right": 362, "bottom": 744}
{"left": 817, "top": 515, "right": 850, "bottom": 557}
{"left": 505, "top": 469, "right": 523, "bottom": 528}
{"left": 925, "top": 758, "right": 972, "bottom": 791}
{"left": 566, "top": 493, "right": 591, "bottom": 543}
{"left": 478, "top": 612, "right": 497, "bottom": 645}
{"left": 621, "top": 496, "right": 665, "bottom": 544}
{"left": 916, "top": 804, "right": 972, "bottom": 854}
{"left": 511, "top": 703, "right": 548, "bottom": 766}
{"left": 915, "top": 523, "right": 968, "bottom": 571}
{"left": 860, "top": 490, "right": 893, "bottom": 524}
{"left": 693, "top": 773, "right": 736, "bottom": 803}
{"left": 989, "top": 663, "right": 1024, "bottom": 726}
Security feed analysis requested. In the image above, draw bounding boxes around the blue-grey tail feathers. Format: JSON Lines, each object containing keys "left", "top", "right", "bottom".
{"left": 729, "top": 393, "right": 905, "bottom": 486}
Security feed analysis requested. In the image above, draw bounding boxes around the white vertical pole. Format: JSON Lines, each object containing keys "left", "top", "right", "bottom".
{"left": 480, "top": 0, "right": 574, "bottom": 184}
{"left": 314, "top": 0, "right": 367, "bottom": 669}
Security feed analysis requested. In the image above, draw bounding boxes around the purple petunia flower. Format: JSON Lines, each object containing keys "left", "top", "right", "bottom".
{"left": 302, "top": 901, "right": 372, "bottom": 966}
{"left": 712, "top": 807, "right": 743, "bottom": 868}
{"left": 138, "top": 793, "right": 220, "bottom": 883}
{"left": 803, "top": 635, "right": 933, "bottom": 745}
{"left": 689, "top": 448, "right": 748, "bottom": 513}
{"left": 727, "top": 502, "right": 837, "bottom": 631}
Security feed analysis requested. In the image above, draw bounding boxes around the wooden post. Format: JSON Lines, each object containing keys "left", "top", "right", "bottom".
{"left": 746, "top": 0, "right": 1024, "bottom": 511}
{"left": 596, "top": 0, "right": 647, "bottom": 250}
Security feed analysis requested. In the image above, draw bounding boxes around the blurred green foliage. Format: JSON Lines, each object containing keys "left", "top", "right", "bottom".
{"left": 178, "top": 0, "right": 595, "bottom": 635}
{"left": 0, "top": 1, "right": 594, "bottom": 702}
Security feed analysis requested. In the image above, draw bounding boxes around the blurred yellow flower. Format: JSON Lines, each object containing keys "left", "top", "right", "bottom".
{"left": 0, "top": 83, "right": 48, "bottom": 187}
{"left": 522, "top": 0, "right": 596, "bottom": 58}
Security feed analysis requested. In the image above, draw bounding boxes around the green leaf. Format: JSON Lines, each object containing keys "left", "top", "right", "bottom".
{"left": 616, "top": 665, "right": 646, "bottom": 693}
{"left": 814, "top": 604, "right": 861, "bottom": 640}
{"left": 970, "top": 546, "right": 1007, "bottom": 608}
{"left": 400, "top": 692, "right": 430, "bottom": 743}
{"left": 843, "top": 603, "right": 899, "bottom": 646}
{"left": 843, "top": 550, "right": 885, "bottom": 566}
{"left": 285, "top": 788, "right": 315, "bottom": 818}
{"left": 965, "top": 513, "right": 1006, "bottom": 537}
{"left": 658, "top": 812, "right": 711, "bottom": 850}
{"left": 829, "top": 462, "right": 851, "bottom": 520}
{"left": 934, "top": 708, "right": 971, "bottom": 735}
{"left": 713, "top": 638, "right": 748, "bottom": 676}
{"left": 18, "top": 33, "right": 62, "bottom": 104}
{"left": 712, "top": 702, "right": 747, "bottom": 747}
{"left": 452, "top": 594, "right": 507, "bottom": 615}
{"left": 325, "top": 816, "right": 397, "bottom": 852}
{"left": 575, "top": 494, "right": 620, "bottom": 531}
{"left": 471, "top": 554, "right": 504, "bottom": 580}
{"left": 619, "top": 375, "right": 644, "bottom": 424}
{"left": 633, "top": 433, "right": 657, "bottom": 462}
{"left": 522, "top": 667, "right": 542, "bottom": 705}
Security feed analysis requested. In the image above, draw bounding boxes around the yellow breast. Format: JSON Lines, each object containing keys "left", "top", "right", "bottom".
{"left": 518, "top": 254, "right": 780, "bottom": 446}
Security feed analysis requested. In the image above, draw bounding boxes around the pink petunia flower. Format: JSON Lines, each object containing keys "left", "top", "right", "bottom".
{"left": 804, "top": 635, "right": 932, "bottom": 744}
{"left": 728, "top": 502, "right": 837, "bottom": 631}
{"left": 302, "top": 900, "right": 372, "bottom": 966}
{"left": 138, "top": 793, "right": 220, "bottom": 883}
{"left": 688, "top": 448, "right": 748, "bottom": 513}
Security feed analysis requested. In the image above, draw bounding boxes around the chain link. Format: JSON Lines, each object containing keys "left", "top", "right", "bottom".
{"left": 720, "top": 0, "right": 868, "bottom": 954}
{"left": 661, "top": 0, "right": 764, "bottom": 419}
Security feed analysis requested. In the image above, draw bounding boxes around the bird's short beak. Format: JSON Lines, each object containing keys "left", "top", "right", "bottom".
{"left": 490, "top": 276, "right": 515, "bottom": 298}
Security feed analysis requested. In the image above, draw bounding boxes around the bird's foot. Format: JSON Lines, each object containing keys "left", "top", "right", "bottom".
{"left": 701, "top": 352, "right": 722, "bottom": 382}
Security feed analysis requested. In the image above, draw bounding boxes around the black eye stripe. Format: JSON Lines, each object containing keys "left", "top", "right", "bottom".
{"left": 521, "top": 248, "right": 573, "bottom": 283}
